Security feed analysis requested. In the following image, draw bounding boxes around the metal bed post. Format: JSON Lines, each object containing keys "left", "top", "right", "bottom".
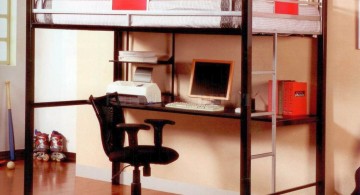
{"left": 25, "top": 0, "right": 35, "bottom": 194}
{"left": 316, "top": 0, "right": 327, "bottom": 194}
{"left": 240, "top": 0, "right": 252, "bottom": 194}
{"left": 114, "top": 31, "right": 123, "bottom": 81}
{"left": 112, "top": 31, "right": 123, "bottom": 185}
{"left": 171, "top": 33, "right": 176, "bottom": 102}
{"left": 126, "top": 31, "right": 130, "bottom": 80}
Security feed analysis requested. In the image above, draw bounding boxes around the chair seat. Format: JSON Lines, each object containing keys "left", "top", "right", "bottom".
{"left": 109, "top": 146, "right": 179, "bottom": 166}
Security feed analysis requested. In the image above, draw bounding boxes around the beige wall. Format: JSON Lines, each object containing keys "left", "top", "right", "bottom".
{"left": 326, "top": 0, "right": 360, "bottom": 194}
{"left": 0, "top": 1, "right": 25, "bottom": 153}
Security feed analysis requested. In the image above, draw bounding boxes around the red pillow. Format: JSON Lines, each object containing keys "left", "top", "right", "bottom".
{"left": 112, "top": 0, "right": 147, "bottom": 10}
{"left": 274, "top": 1, "right": 299, "bottom": 15}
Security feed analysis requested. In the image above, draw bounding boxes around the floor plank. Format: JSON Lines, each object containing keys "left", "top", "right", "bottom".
{"left": 0, "top": 160, "right": 177, "bottom": 195}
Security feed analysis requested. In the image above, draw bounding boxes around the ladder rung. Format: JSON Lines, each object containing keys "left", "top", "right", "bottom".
{"left": 251, "top": 152, "right": 274, "bottom": 160}
{"left": 251, "top": 112, "right": 273, "bottom": 117}
{"left": 252, "top": 70, "right": 275, "bottom": 75}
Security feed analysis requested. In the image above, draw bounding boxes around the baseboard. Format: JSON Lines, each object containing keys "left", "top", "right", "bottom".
{"left": 0, "top": 150, "right": 25, "bottom": 160}
{"left": 63, "top": 152, "right": 76, "bottom": 162}
{"left": 76, "top": 164, "right": 239, "bottom": 195}
{"left": 0, "top": 150, "right": 76, "bottom": 162}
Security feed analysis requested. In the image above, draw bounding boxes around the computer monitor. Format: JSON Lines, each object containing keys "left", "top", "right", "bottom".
{"left": 188, "top": 59, "right": 234, "bottom": 102}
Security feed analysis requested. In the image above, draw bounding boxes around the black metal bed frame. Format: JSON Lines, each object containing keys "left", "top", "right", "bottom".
{"left": 25, "top": 0, "right": 327, "bottom": 194}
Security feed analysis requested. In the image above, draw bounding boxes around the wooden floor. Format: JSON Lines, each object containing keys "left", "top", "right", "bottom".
{"left": 0, "top": 160, "right": 176, "bottom": 195}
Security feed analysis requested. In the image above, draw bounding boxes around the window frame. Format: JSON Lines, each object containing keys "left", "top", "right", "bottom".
{"left": 0, "top": 0, "right": 11, "bottom": 65}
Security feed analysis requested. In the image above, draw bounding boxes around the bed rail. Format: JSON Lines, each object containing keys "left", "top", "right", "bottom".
{"left": 31, "top": 0, "right": 323, "bottom": 35}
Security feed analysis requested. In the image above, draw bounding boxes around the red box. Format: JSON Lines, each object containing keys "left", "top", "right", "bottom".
{"left": 282, "top": 81, "right": 307, "bottom": 116}
{"left": 275, "top": 1, "right": 299, "bottom": 15}
{"left": 112, "top": 0, "right": 147, "bottom": 10}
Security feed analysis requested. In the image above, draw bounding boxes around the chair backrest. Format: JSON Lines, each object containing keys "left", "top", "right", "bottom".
{"left": 89, "top": 93, "right": 125, "bottom": 156}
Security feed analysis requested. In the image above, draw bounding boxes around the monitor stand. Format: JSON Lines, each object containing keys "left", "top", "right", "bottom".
{"left": 209, "top": 99, "right": 221, "bottom": 105}
{"left": 196, "top": 98, "right": 221, "bottom": 105}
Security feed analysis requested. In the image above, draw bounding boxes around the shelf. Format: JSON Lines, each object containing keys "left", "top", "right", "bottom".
{"left": 110, "top": 56, "right": 173, "bottom": 65}
{"left": 252, "top": 114, "right": 318, "bottom": 126}
{"left": 121, "top": 103, "right": 241, "bottom": 119}
{"left": 30, "top": 99, "right": 317, "bottom": 126}
{"left": 110, "top": 102, "right": 318, "bottom": 126}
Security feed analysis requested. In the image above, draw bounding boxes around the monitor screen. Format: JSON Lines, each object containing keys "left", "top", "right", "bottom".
{"left": 188, "top": 59, "right": 234, "bottom": 101}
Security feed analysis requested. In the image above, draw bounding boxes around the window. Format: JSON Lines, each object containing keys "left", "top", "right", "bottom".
{"left": 0, "top": 0, "right": 10, "bottom": 65}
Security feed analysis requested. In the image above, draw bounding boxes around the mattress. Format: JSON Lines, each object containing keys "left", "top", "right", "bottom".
{"left": 252, "top": 0, "right": 321, "bottom": 34}
{"left": 33, "top": 0, "right": 321, "bottom": 34}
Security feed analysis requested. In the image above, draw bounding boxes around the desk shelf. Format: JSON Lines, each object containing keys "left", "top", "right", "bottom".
{"left": 31, "top": 99, "right": 317, "bottom": 126}
{"left": 110, "top": 56, "right": 173, "bottom": 65}
{"left": 251, "top": 114, "right": 318, "bottom": 126}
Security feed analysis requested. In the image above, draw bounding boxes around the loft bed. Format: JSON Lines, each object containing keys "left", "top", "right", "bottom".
{"left": 25, "top": 0, "right": 327, "bottom": 194}
{"left": 32, "top": 0, "right": 322, "bottom": 35}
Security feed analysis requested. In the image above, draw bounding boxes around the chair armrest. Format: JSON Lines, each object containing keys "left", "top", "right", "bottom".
{"left": 144, "top": 119, "right": 175, "bottom": 147}
{"left": 116, "top": 123, "right": 150, "bottom": 147}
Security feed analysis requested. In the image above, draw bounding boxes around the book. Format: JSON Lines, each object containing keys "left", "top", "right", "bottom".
{"left": 112, "top": 0, "right": 147, "bottom": 10}
{"left": 282, "top": 81, "right": 307, "bottom": 116}
{"left": 268, "top": 80, "right": 294, "bottom": 115}
{"left": 274, "top": 0, "right": 299, "bottom": 15}
{"left": 119, "top": 51, "right": 156, "bottom": 58}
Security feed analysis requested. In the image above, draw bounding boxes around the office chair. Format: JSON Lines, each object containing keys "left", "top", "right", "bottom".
{"left": 89, "top": 93, "right": 179, "bottom": 195}
{"left": 352, "top": 167, "right": 360, "bottom": 195}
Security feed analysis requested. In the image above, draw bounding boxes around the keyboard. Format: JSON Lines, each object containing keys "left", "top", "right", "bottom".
{"left": 165, "top": 102, "right": 224, "bottom": 112}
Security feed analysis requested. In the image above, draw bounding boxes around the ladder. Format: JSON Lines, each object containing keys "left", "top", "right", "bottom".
{"left": 251, "top": 33, "right": 278, "bottom": 193}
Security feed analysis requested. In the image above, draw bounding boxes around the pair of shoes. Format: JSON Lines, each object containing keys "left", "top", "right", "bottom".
{"left": 33, "top": 130, "right": 50, "bottom": 161}
{"left": 49, "top": 130, "right": 66, "bottom": 161}
{"left": 33, "top": 130, "right": 66, "bottom": 162}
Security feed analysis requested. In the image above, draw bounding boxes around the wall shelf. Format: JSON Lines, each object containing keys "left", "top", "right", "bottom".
{"left": 110, "top": 56, "right": 173, "bottom": 65}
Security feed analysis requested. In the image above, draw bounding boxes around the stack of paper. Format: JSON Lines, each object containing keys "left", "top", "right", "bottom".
{"left": 118, "top": 51, "right": 158, "bottom": 63}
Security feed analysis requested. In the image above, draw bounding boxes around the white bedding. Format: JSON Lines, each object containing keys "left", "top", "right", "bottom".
{"left": 252, "top": 0, "right": 321, "bottom": 34}
{"left": 148, "top": 0, "right": 223, "bottom": 11}
{"left": 35, "top": 0, "right": 226, "bottom": 27}
{"left": 34, "top": 0, "right": 321, "bottom": 34}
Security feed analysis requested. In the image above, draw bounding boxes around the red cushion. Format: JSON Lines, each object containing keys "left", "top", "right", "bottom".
{"left": 112, "top": 0, "right": 147, "bottom": 10}
{"left": 275, "top": 1, "right": 298, "bottom": 15}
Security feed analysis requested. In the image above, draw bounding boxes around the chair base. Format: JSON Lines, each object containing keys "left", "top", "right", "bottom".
{"left": 132, "top": 166, "right": 142, "bottom": 195}
{"left": 131, "top": 183, "right": 142, "bottom": 195}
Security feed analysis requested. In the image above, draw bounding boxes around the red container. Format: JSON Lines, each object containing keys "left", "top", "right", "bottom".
{"left": 112, "top": 0, "right": 147, "bottom": 10}
{"left": 275, "top": 1, "right": 299, "bottom": 15}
